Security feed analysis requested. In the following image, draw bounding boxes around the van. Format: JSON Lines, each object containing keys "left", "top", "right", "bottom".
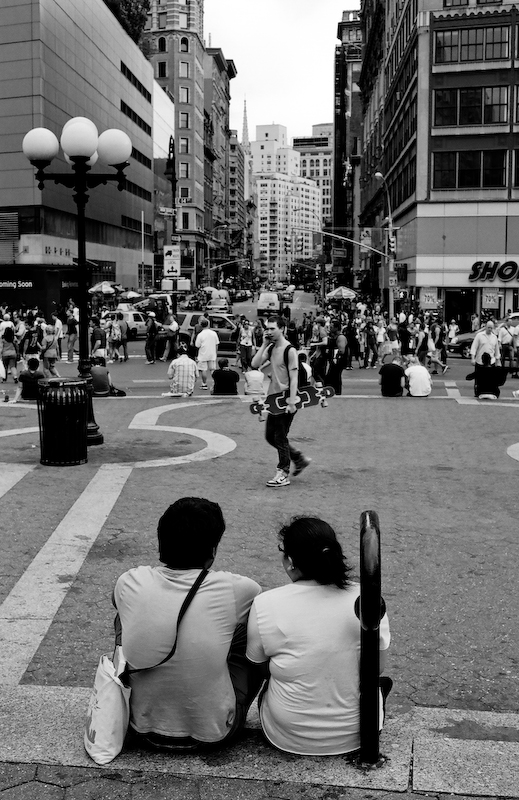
{"left": 257, "top": 291, "right": 281, "bottom": 317}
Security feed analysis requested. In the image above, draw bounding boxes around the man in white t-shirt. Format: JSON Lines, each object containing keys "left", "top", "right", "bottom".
{"left": 194, "top": 318, "right": 219, "bottom": 390}
{"left": 405, "top": 354, "right": 432, "bottom": 397}
{"left": 113, "top": 497, "right": 262, "bottom": 751}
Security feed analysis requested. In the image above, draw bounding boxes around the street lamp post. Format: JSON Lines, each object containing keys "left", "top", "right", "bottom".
{"left": 22, "top": 118, "right": 132, "bottom": 446}
{"left": 374, "top": 172, "right": 395, "bottom": 318}
{"left": 204, "top": 222, "right": 229, "bottom": 285}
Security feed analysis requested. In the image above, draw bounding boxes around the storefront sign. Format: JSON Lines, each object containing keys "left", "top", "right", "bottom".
{"left": 420, "top": 287, "right": 438, "bottom": 308}
{"left": 0, "top": 279, "right": 34, "bottom": 289}
{"left": 482, "top": 291, "right": 501, "bottom": 308}
{"left": 469, "top": 261, "right": 519, "bottom": 282}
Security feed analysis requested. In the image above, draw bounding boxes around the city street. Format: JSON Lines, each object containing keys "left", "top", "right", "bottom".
{"left": 1, "top": 321, "right": 519, "bottom": 798}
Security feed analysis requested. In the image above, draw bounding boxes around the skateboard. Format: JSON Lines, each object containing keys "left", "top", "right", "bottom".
{"left": 250, "top": 384, "right": 335, "bottom": 419}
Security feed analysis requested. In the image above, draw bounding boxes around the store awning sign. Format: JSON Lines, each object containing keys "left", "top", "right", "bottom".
{"left": 421, "top": 288, "right": 438, "bottom": 308}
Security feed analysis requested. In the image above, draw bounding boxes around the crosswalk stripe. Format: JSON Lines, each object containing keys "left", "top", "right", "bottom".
{"left": 0, "top": 464, "right": 133, "bottom": 686}
{"left": 0, "top": 464, "right": 36, "bottom": 498}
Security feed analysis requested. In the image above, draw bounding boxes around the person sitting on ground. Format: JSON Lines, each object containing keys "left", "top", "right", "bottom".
{"left": 90, "top": 356, "right": 126, "bottom": 397}
{"left": 212, "top": 357, "right": 240, "bottom": 395}
{"left": 243, "top": 365, "right": 266, "bottom": 395}
{"left": 246, "top": 516, "right": 391, "bottom": 756}
{"left": 405, "top": 354, "right": 432, "bottom": 397}
{"left": 12, "top": 357, "right": 44, "bottom": 402}
{"left": 379, "top": 355, "right": 406, "bottom": 397}
{"left": 165, "top": 342, "right": 198, "bottom": 396}
{"left": 466, "top": 351, "right": 507, "bottom": 398}
{"left": 113, "top": 497, "right": 263, "bottom": 752}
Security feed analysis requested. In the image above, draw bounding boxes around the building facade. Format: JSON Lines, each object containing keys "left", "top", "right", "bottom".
{"left": 0, "top": 0, "right": 156, "bottom": 314}
{"left": 359, "top": 0, "right": 519, "bottom": 325}
{"left": 293, "top": 123, "right": 334, "bottom": 226}
{"left": 143, "top": 1, "right": 236, "bottom": 288}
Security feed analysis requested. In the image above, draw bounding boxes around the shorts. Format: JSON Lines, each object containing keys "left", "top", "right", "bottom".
{"left": 197, "top": 360, "right": 216, "bottom": 371}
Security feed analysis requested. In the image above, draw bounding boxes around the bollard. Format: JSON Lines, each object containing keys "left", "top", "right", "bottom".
{"left": 356, "top": 510, "right": 386, "bottom": 766}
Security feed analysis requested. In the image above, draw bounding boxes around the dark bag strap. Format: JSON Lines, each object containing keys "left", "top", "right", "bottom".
{"left": 122, "top": 568, "right": 208, "bottom": 681}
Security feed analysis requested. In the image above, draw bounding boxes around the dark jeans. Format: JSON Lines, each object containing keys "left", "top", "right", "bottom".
{"left": 265, "top": 411, "right": 302, "bottom": 473}
{"left": 145, "top": 337, "right": 156, "bottom": 362}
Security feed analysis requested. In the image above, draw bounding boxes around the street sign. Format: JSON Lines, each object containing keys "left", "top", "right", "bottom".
{"left": 159, "top": 206, "right": 174, "bottom": 216}
{"left": 163, "top": 243, "right": 180, "bottom": 278}
{"left": 388, "top": 275, "right": 397, "bottom": 287}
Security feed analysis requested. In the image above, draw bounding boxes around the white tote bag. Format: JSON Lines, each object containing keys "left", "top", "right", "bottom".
{"left": 84, "top": 647, "right": 131, "bottom": 765}
{"left": 0, "top": 360, "right": 5, "bottom": 381}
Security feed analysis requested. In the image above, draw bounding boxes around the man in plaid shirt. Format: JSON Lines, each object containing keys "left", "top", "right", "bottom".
{"left": 166, "top": 343, "right": 199, "bottom": 396}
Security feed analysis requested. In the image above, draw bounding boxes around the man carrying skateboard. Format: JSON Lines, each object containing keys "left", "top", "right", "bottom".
{"left": 251, "top": 315, "right": 311, "bottom": 488}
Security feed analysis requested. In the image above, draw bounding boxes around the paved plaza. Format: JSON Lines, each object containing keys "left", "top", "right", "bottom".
{"left": 1, "top": 360, "right": 518, "bottom": 799}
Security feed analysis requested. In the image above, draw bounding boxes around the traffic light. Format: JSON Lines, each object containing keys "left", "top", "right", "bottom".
{"left": 388, "top": 232, "right": 396, "bottom": 256}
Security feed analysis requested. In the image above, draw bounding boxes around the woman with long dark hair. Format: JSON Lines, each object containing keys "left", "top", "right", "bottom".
{"left": 246, "top": 516, "right": 391, "bottom": 756}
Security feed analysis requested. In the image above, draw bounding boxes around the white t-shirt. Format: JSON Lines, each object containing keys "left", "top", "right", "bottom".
{"left": 246, "top": 581, "right": 390, "bottom": 755}
{"left": 195, "top": 328, "right": 219, "bottom": 362}
{"left": 405, "top": 364, "right": 432, "bottom": 396}
{"left": 114, "top": 566, "right": 261, "bottom": 741}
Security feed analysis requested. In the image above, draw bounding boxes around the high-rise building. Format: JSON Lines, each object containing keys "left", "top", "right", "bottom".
{"left": 293, "top": 123, "right": 334, "bottom": 226}
{"left": 143, "top": 0, "right": 236, "bottom": 287}
{"left": 333, "top": 11, "right": 363, "bottom": 287}
{"left": 0, "top": 0, "right": 159, "bottom": 313}
{"left": 359, "top": 0, "right": 519, "bottom": 324}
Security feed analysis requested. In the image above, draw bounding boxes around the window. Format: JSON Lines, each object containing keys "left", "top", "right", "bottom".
{"left": 435, "top": 30, "right": 459, "bottom": 63}
{"left": 158, "top": 37, "right": 166, "bottom": 52}
{"left": 180, "top": 187, "right": 190, "bottom": 199}
{"left": 157, "top": 61, "right": 167, "bottom": 78}
{"left": 144, "top": 14, "right": 151, "bottom": 30}
{"left": 444, "top": 0, "right": 468, "bottom": 6}
{"left": 484, "top": 87, "right": 508, "bottom": 123}
{"left": 182, "top": 212, "right": 189, "bottom": 230}
{"left": 460, "top": 28, "right": 484, "bottom": 61}
{"left": 179, "top": 12, "right": 188, "bottom": 28}
{"left": 158, "top": 12, "right": 167, "bottom": 28}
{"left": 180, "top": 162, "right": 190, "bottom": 179}
{"left": 486, "top": 26, "right": 509, "bottom": 59}
{"left": 179, "top": 61, "right": 189, "bottom": 77}
{"left": 433, "top": 152, "right": 457, "bottom": 188}
{"left": 483, "top": 150, "right": 506, "bottom": 186}
{"left": 459, "top": 88, "right": 482, "bottom": 124}
{"left": 435, "top": 90, "right": 457, "bottom": 125}
{"left": 433, "top": 150, "right": 506, "bottom": 188}
{"left": 458, "top": 151, "right": 480, "bottom": 187}
{"left": 179, "top": 86, "right": 189, "bottom": 103}
{"left": 179, "top": 112, "right": 190, "bottom": 128}
{"left": 180, "top": 37, "right": 189, "bottom": 52}
{"left": 514, "top": 151, "right": 519, "bottom": 186}
{"left": 179, "top": 137, "right": 189, "bottom": 154}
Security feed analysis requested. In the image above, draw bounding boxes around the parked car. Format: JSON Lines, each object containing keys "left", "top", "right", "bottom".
{"left": 107, "top": 310, "right": 147, "bottom": 339}
{"left": 233, "top": 290, "right": 249, "bottom": 302}
{"left": 176, "top": 311, "right": 239, "bottom": 354}
{"left": 257, "top": 291, "right": 281, "bottom": 316}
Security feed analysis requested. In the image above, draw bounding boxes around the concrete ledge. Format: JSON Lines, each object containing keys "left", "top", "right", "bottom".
{"left": 1, "top": 686, "right": 519, "bottom": 796}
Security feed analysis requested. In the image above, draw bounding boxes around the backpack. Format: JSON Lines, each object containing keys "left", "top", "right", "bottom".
{"left": 267, "top": 343, "right": 309, "bottom": 389}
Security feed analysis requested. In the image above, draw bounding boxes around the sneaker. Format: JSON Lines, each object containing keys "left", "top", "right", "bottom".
{"left": 266, "top": 469, "right": 290, "bottom": 488}
{"left": 108, "top": 360, "right": 114, "bottom": 364}
{"left": 442, "top": 364, "right": 450, "bottom": 374}
{"left": 293, "top": 456, "right": 311, "bottom": 477}
{"left": 431, "top": 370, "right": 438, "bottom": 375}
{"left": 145, "top": 361, "right": 155, "bottom": 365}
{"left": 159, "top": 357, "right": 166, "bottom": 362}
{"left": 200, "top": 384, "right": 208, "bottom": 390}
{"left": 512, "top": 390, "right": 519, "bottom": 399}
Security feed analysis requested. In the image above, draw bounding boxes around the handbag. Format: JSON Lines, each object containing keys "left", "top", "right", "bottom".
{"left": 84, "top": 568, "right": 208, "bottom": 765}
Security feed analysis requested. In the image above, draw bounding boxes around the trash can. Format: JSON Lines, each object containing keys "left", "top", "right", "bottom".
{"left": 37, "top": 378, "right": 89, "bottom": 466}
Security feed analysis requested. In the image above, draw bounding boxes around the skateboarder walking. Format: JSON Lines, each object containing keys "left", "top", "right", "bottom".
{"left": 251, "top": 316, "right": 311, "bottom": 488}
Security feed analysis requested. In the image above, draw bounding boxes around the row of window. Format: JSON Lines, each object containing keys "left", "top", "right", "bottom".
{"left": 435, "top": 26, "right": 510, "bottom": 64}
{"left": 385, "top": 98, "right": 417, "bottom": 166}
{"left": 434, "top": 86, "right": 517, "bottom": 126}
{"left": 120, "top": 101, "right": 151, "bottom": 136}
{"left": 155, "top": 36, "right": 190, "bottom": 53}
{"left": 301, "top": 158, "right": 331, "bottom": 166}
{"left": 120, "top": 62, "right": 151, "bottom": 103}
{"left": 386, "top": 0, "right": 419, "bottom": 85}
{"left": 432, "top": 149, "right": 518, "bottom": 188}
{"left": 124, "top": 180, "right": 152, "bottom": 203}
{"left": 146, "top": 12, "right": 189, "bottom": 30}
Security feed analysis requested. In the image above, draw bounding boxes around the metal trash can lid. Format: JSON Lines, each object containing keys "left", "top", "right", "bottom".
{"left": 38, "top": 377, "right": 88, "bottom": 389}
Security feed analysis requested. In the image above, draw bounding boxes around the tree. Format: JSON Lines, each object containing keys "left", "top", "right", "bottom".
{"left": 103, "top": 0, "right": 151, "bottom": 45}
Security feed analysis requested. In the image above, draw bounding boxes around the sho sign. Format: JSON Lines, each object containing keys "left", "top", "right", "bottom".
{"left": 163, "top": 241, "right": 180, "bottom": 278}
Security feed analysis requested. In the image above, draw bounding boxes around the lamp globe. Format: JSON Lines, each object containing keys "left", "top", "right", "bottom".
{"left": 22, "top": 128, "right": 60, "bottom": 162}
{"left": 97, "top": 129, "right": 132, "bottom": 165}
{"left": 60, "top": 121, "right": 98, "bottom": 158}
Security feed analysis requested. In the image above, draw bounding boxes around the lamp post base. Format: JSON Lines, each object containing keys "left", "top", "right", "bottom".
{"left": 78, "top": 362, "right": 104, "bottom": 446}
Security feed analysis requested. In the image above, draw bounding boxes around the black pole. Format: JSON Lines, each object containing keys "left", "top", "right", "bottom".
{"left": 357, "top": 510, "right": 384, "bottom": 765}
{"left": 72, "top": 158, "right": 103, "bottom": 446}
